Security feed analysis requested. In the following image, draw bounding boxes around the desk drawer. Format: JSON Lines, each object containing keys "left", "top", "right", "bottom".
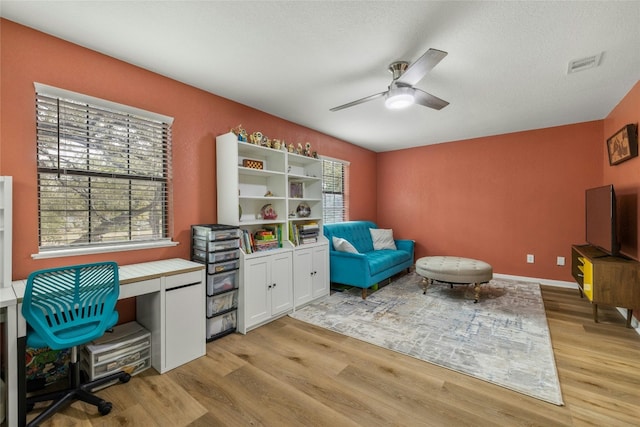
{"left": 119, "top": 278, "right": 161, "bottom": 299}
{"left": 165, "top": 269, "right": 203, "bottom": 290}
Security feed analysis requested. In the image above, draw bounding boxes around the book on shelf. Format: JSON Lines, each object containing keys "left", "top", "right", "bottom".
{"left": 299, "top": 236, "right": 318, "bottom": 245}
{"left": 289, "top": 222, "right": 321, "bottom": 246}
{"left": 299, "top": 222, "right": 319, "bottom": 232}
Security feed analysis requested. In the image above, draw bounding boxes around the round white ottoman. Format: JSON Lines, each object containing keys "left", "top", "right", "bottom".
{"left": 415, "top": 256, "right": 493, "bottom": 303}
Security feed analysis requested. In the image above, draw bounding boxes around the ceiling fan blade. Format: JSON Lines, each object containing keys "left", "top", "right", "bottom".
{"left": 414, "top": 88, "right": 449, "bottom": 110}
{"left": 396, "top": 48, "right": 447, "bottom": 86}
{"left": 330, "top": 91, "right": 387, "bottom": 112}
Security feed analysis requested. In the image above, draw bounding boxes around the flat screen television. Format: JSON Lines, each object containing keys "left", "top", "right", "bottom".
{"left": 585, "top": 184, "right": 619, "bottom": 256}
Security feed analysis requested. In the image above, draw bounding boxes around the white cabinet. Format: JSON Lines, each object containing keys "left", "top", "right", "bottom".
{"left": 293, "top": 243, "right": 329, "bottom": 307}
{"left": 137, "top": 269, "right": 205, "bottom": 374}
{"left": 216, "top": 132, "right": 329, "bottom": 333}
{"left": 239, "top": 251, "right": 292, "bottom": 333}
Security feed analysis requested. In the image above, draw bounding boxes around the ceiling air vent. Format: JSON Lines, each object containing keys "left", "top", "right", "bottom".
{"left": 567, "top": 53, "right": 603, "bottom": 74}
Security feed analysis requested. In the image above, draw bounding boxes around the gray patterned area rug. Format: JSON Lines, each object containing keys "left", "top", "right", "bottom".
{"left": 290, "top": 273, "right": 563, "bottom": 405}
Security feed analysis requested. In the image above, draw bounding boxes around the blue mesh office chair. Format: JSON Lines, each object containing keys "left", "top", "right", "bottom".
{"left": 21, "top": 262, "right": 131, "bottom": 426}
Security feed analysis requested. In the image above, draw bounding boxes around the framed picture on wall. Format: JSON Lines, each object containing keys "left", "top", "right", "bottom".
{"left": 607, "top": 123, "right": 638, "bottom": 166}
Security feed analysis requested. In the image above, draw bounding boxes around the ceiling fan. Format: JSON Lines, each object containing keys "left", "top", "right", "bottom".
{"left": 330, "top": 48, "right": 449, "bottom": 112}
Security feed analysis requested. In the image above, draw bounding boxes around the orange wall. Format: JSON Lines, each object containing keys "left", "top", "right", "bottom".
{"left": 0, "top": 20, "right": 377, "bottom": 318}
{"left": 603, "top": 81, "right": 640, "bottom": 261}
{"left": 377, "top": 121, "right": 604, "bottom": 282}
{"left": 1, "top": 19, "right": 638, "bottom": 287}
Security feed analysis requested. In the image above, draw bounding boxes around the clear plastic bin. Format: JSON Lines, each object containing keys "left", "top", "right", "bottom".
{"left": 207, "top": 270, "right": 238, "bottom": 295}
{"left": 192, "top": 225, "right": 239, "bottom": 241}
{"left": 206, "top": 259, "right": 239, "bottom": 275}
{"left": 207, "top": 290, "right": 238, "bottom": 317}
{"left": 207, "top": 311, "right": 237, "bottom": 339}
{"left": 193, "top": 248, "right": 239, "bottom": 263}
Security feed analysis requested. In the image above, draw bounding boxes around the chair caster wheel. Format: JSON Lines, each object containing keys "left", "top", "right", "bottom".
{"left": 98, "top": 401, "right": 112, "bottom": 416}
{"left": 120, "top": 373, "right": 131, "bottom": 383}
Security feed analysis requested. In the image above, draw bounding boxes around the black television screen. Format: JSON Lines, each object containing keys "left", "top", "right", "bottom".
{"left": 585, "top": 184, "right": 619, "bottom": 256}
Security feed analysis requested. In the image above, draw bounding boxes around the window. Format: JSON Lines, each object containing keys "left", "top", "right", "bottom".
{"left": 35, "top": 83, "right": 173, "bottom": 255}
{"left": 322, "top": 157, "right": 349, "bottom": 224}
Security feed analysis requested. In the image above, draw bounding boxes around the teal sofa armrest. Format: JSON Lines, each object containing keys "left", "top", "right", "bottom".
{"left": 328, "top": 250, "right": 372, "bottom": 288}
{"left": 395, "top": 239, "right": 415, "bottom": 258}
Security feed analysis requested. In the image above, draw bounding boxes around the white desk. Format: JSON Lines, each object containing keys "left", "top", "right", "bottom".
{"left": 8, "top": 258, "right": 206, "bottom": 427}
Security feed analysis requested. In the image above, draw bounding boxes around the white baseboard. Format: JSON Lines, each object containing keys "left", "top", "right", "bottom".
{"left": 493, "top": 273, "right": 577, "bottom": 289}
{"left": 494, "top": 273, "right": 640, "bottom": 336}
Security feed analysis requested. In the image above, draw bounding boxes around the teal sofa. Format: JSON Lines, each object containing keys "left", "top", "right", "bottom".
{"left": 323, "top": 221, "right": 414, "bottom": 298}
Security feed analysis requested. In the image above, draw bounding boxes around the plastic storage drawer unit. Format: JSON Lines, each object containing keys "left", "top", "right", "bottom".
{"left": 192, "top": 224, "right": 240, "bottom": 341}
{"left": 81, "top": 321, "right": 151, "bottom": 389}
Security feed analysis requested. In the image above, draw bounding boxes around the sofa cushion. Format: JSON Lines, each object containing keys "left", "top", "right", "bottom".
{"left": 367, "top": 249, "right": 412, "bottom": 275}
{"left": 332, "top": 236, "right": 359, "bottom": 253}
{"left": 370, "top": 228, "right": 397, "bottom": 250}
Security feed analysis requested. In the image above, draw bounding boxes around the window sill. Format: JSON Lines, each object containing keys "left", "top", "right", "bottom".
{"left": 32, "top": 240, "right": 179, "bottom": 260}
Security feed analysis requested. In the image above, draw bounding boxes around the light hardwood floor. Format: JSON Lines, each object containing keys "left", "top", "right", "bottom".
{"left": 29, "top": 285, "right": 640, "bottom": 426}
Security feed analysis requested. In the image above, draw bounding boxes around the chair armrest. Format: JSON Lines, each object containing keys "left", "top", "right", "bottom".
{"left": 329, "top": 250, "right": 372, "bottom": 279}
{"left": 395, "top": 239, "right": 414, "bottom": 255}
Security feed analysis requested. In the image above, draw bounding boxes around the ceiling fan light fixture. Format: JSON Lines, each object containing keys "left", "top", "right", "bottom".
{"left": 385, "top": 87, "right": 415, "bottom": 109}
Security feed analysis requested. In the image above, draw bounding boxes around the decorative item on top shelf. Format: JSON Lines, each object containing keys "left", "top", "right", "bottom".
{"left": 296, "top": 202, "right": 311, "bottom": 218}
{"left": 231, "top": 124, "right": 248, "bottom": 142}
{"left": 260, "top": 204, "right": 278, "bottom": 220}
{"left": 249, "top": 131, "right": 263, "bottom": 145}
{"left": 242, "top": 159, "right": 263, "bottom": 170}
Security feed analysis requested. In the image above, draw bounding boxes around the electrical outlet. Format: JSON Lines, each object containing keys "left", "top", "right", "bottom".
{"left": 527, "top": 254, "right": 534, "bottom": 263}
{"left": 557, "top": 256, "right": 565, "bottom": 266}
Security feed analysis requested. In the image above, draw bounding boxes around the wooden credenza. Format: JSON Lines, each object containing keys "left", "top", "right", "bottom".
{"left": 571, "top": 244, "right": 640, "bottom": 327}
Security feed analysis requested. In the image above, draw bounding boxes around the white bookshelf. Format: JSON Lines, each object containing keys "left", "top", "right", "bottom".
{"left": 215, "top": 133, "right": 328, "bottom": 332}
{"left": 0, "top": 177, "right": 12, "bottom": 289}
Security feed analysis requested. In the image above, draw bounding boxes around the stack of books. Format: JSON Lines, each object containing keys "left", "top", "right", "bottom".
{"left": 240, "top": 226, "right": 282, "bottom": 254}
{"left": 291, "top": 222, "right": 320, "bottom": 245}
{"left": 253, "top": 229, "right": 279, "bottom": 252}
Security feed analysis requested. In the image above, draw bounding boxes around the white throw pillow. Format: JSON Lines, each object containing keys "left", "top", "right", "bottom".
{"left": 370, "top": 228, "right": 397, "bottom": 250}
{"left": 332, "top": 236, "right": 359, "bottom": 253}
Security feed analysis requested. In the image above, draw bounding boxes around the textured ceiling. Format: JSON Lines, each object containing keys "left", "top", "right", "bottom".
{"left": 2, "top": 1, "right": 639, "bottom": 152}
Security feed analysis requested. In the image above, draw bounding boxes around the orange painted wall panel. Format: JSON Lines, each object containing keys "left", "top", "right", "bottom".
{"left": 0, "top": 20, "right": 377, "bottom": 321}
{"left": 377, "top": 121, "right": 604, "bottom": 282}
{"left": 603, "top": 81, "right": 640, "bottom": 261}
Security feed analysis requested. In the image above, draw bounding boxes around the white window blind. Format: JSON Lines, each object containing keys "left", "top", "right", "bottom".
{"left": 35, "top": 84, "right": 173, "bottom": 251}
{"left": 322, "top": 157, "right": 349, "bottom": 224}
